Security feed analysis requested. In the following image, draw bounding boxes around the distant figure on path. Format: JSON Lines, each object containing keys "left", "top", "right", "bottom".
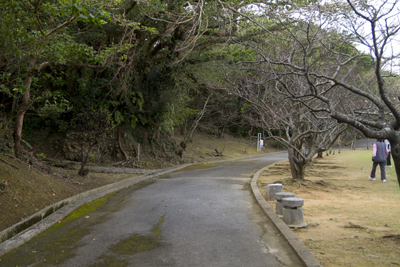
{"left": 384, "top": 139, "right": 392, "bottom": 167}
{"left": 369, "top": 139, "right": 389, "bottom": 183}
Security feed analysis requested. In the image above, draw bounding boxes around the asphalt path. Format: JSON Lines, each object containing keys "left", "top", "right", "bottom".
{"left": 0, "top": 139, "right": 375, "bottom": 267}
{"left": 0, "top": 151, "right": 316, "bottom": 267}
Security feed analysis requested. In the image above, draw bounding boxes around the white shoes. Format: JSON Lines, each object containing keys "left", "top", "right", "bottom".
{"left": 369, "top": 177, "right": 387, "bottom": 182}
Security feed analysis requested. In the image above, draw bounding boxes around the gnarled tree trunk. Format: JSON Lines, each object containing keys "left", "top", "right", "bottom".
{"left": 13, "top": 57, "right": 37, "bottom": 158}
{"left": 390, "top": 141, "right": 400, "bottom": 187}
{"left": 288, "top": 147, "right": 307, "bottom": 181}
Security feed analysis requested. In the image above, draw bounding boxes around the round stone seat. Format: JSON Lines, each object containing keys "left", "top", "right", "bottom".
{"left": 275, "top": 192, "right": 296, "bottom": 201}
{"left": 282, "top": 197, "right": 307, "bottom": 228}
{"left": 275, "top": 192, "right": 296, "bottom": 216}
{"left": 282, "top": 197, "right": 304, "bottom": 208}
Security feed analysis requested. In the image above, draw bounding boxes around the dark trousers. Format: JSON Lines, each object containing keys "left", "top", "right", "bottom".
{"left": 370, "top": 162, "right": 386, "bottom": 181}
{"left": 387, "top": 152, "right": 392, "bottom": 166}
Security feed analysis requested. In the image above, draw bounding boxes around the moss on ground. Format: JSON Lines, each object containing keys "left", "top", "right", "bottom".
{"left": 0, "top": 194, "right": 113, "bottom": 266}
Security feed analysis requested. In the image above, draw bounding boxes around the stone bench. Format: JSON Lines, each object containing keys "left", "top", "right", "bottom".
{"left": 282, "top": 197, "right": 307, "bottom": 228}
{"left": 275, "top": 192, "right": 295, "bottom": 216}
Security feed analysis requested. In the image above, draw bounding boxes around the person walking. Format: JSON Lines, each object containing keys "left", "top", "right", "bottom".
{"left": 384, "top": 139, "right": 392, "bottom": 167}
{"left": 369, "top": 139, "right": 389, "bottom": 182}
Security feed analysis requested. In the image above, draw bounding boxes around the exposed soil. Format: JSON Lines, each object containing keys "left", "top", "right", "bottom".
{"left": 0, "top": 155, "right": 139, "bottom": 232}
{"left": 258, "top": 149, "right": 400, "bottom": 267}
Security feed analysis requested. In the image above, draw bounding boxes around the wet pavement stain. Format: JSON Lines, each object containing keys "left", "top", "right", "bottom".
{"left": 88, "top": 255, "right": 129, "bottom": 267}
{"left": 176, "top": 161, "right": 254, "bottom": 172}
{"left": 151, "top": 213, "right": 166, "bottom": 237}
{"left": 0, "top": 196, "right": 111, "bottom": 267}
{"left": 87, "top": 213, "right": 166, "bottom": 266}
{"left": 222, "top": 161, "right": 254, "bottom": 165}
{"left": 42, "top": 195, "right": 111, "bottom": 235}
{"left": 177, "top": 163, "right": 218, "bottom": 171}
{"left": 110, "top": 234, "right": 160, "bottom": 255}
{"left": 110, "top": 213, "right": 165, "bottom": 256}
{"left": 242, "top": 182, "right": 251, "bottom": 190}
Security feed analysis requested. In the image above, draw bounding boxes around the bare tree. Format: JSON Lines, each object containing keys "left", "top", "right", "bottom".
{"left": 226, "top": 73, "right": 346, "bottom": 181}
{"left": 225, "top": 1, "right": 400, "bottom": 186}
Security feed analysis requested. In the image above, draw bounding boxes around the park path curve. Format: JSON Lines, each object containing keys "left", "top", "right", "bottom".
{"left": 1, "top": 152, "right": 323, "bottom": 267}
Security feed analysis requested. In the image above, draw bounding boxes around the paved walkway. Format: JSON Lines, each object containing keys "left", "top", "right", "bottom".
{"left": 0, "top": 152, "right": 322, "bottom": 267}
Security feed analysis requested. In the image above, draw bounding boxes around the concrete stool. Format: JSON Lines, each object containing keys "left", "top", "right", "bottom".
{"left": 265, "top": 184, "right": 283, "bottom": 201}
{"left": 275, "top": 192, "right": 295, "bottom": 216}
{"left": 282, "top": 197, "right": 307, "bottom": 228}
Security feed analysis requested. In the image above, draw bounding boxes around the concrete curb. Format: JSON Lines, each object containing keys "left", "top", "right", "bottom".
{"left": 0, "top": 163, "right": 192, "bottom": 257}
{"left": 250, "top": 161, "right": 323, "bottom": 267}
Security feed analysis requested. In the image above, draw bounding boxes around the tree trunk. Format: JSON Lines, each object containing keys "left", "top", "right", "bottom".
{"left": 218, "top": 125, "right": 225, "bottom": 138}
{"left": 79, "top": 146, "right": 90, "bottom": 176}
{"left": 13, "top": 57, "right": 37, "bottom": 158}
{"left": 296, "top": 162, "right": 306, "bottom": 181}
{"left": 288, "top": 147, "right": 307, "bottom": 181}
{"left": 184, "top": 95, "right": 210, "bottom": 144}
{"left": 288, "top": 148, "right": 299, "bottom": 180}
{"left": 118, "top": 128, "right": 130, "bottom": 161}
{"left": 180, "top": 121, "right": 187, "bottom": 136}
{"left": 391, "top": 142, "right": 400, "bottom": 187}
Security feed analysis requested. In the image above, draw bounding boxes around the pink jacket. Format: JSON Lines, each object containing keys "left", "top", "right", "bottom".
{"left": 372, "top": 142, "right": 389, "bottom": 162}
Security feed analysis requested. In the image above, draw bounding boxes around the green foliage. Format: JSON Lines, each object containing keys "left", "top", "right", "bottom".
{"left": 60, "top": 0, "right": 112, "bottom": 25}
{"left": 89, "top": 153, "right": 96, "bottom": 162}
{"left": 131, "top": 92, "right": 144, "bottom": 112}
{"left": 2, "top": 0, "right": 327, "bottom": 151}
{"left": 71, "top": 106, "right": 115, "bottom": 138}
{"left": 36, "top": 153, "right": 46, "bottom": 159}
{"left": 33, "top": 91, "right": 72, "bottom": 117}
{"left": 21, "top": 140, "right": 32, "bottom": 150}
{"left": 70, "top": 105, "right": 115, "bottom": 175}
{"left": 199, "top": 45, "right": 258, "bottom": 64}
{"left": 114, "top": 111, "right": 124, "bottom": 125}
{"left": 158, "top": 93, "right": 199, "bottom": 133}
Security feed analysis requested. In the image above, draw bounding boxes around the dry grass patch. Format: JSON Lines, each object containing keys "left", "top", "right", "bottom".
{"left": 258, "top": 150, "right": 400, "bottom": 267}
